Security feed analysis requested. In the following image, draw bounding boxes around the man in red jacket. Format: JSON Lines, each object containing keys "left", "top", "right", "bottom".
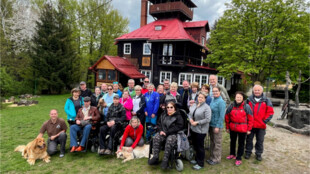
{"left": 245, "top": 85, "right": 274, "bottom": 161}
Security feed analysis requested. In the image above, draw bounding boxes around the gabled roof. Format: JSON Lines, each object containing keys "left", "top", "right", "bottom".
{"left": 89, "top": 55, "right": 145, "bottom": 79}
{"left": 183, "top": 21, "right": 210, "bottom": 32}
{"left": 115, "top": 18, "right": 209, "bottom": 48}
{"left": 186, "top": 64, "right": 216, "bottom": 71}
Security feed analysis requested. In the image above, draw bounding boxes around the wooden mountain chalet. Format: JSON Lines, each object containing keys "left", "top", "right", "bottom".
{"left": 89, "top": 0, "right": 241, "bottom": 92}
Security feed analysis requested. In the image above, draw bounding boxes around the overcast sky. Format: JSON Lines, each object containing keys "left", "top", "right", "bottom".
{"left": 111, "top": 0, "right": 231, "bottom": 32}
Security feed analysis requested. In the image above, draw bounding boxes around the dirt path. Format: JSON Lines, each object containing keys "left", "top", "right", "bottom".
{"left": 248, "top": 105, "right": 310, "bottom": 174}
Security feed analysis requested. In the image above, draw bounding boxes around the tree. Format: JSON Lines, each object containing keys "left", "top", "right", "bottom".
{"left": 207, "top": 0, "right": 310, "bottom": 83}
{"left": 31, "top": 2, "right": 77, "bottom": 94}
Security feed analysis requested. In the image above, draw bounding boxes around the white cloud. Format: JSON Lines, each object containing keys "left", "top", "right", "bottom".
{"left": 112, "top": 0, "right": 231, "bottom": 32}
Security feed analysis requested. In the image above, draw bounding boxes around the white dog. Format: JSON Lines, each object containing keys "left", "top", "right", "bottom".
{"left": 116, "top": 144, "right": 150, "bottom": 163}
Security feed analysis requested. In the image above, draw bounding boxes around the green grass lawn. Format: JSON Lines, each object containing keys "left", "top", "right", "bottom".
{"left": 0, "top": 94, "right": 271, "bottom": 173}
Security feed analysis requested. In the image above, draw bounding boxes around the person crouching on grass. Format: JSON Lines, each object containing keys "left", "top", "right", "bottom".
{"left": 117, "top": 116, "right": 144, "bottom": 153}
{"left": 225, "top": 91, "right": 253, "bottom": 166}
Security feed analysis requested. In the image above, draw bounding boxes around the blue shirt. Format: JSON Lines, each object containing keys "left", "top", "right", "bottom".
{"left": 144, "top": 91, "right": 160, "bottom": 116}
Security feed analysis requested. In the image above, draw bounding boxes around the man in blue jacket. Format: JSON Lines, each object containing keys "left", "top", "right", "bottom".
{"left": 144, "top": 83, "right": 160, "bottom": 142}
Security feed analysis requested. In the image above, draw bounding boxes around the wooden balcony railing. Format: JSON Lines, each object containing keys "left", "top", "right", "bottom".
{"left": 156, "top": 54, "right": 202, "bottom": 66}
{"left": 149, "top": 1, "right": 193, "bottom": 20}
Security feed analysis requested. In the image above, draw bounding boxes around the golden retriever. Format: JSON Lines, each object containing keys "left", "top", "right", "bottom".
{"left": 15, "top": 137, "right": 50, "bottom": 165}
{"left": 116, "top": 145, "right": 149, "bottom": 163}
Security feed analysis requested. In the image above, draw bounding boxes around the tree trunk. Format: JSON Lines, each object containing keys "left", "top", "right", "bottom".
{"left": 284, "top": 71, "right": 290, "bottom": 102}
{"left": 295, "top": 70, "right": 301, "bottom": 108}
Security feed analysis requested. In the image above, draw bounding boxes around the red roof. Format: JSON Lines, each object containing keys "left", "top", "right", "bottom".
{"left": 183, "top": 21, "right": 210, "bottom": 31}
{"left": 89, "top": 55, "right": 145, "bottom": 79}
{"left": 116, "top": 18, "right": 209, "bottom": 47}
{"left": 186, "top": 64, "right": 217, "bottom": 71}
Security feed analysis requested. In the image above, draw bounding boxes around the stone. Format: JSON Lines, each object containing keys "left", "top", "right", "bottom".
{"left": 19, "top": 95, "right": 25, "bottom": 99}
{"left": 8, "top": 96, "right": 15, "bottom": 102}
{"left": 25, "top": 94, "right": 33, "bottom": 98}
{"left": 288, "top": 106, "right": 310, "bottom": 129}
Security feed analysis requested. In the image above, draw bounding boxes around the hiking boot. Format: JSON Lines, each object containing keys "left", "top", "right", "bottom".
{"left": 70, "top": 146, "right": 77, "bottom": 153}
{"left": 161, "top": 160, "right": 169, "bottom": 170}
{"left": 226, "top": 155, "right": 236, "bottom": 160}
{"left": 59, "top": 153, "right": 65, "bottom": 158}
{"left": 148, "top": 156, "right": 159, "bottom": 165}
{"left": 244, "top": 153, "right": 251, "bottom": 159}
{"left": 192, "top": 164, "right": 203, "bottom": 170}
{"left": 256, "top": 155, "right": 262, "bottom": 161}
{"left": 207, "top": 160, "right": 219, "bottom": 165}
{"left": 235, "top": 160, "right": 242, "bottom": 166}
{"left": 103, "top": 149, "right": 112, "bottom": 155}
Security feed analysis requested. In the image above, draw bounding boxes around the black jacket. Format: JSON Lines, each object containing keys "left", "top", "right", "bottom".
{"left": 106, "top": 104, "right": 126, "bottom": 123}
{"left": 91, "top": 93, "right": 103, "bottom": 107}
{"left": 133, "top": 94, "right": 146, "bottom": 118}
{"left": 157, "top": 110, "right": 184, "bottom": 136}
{"left": 80, "top": 88, "right": 93, "bottom": 98}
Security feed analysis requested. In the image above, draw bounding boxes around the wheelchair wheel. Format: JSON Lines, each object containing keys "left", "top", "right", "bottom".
{"left": 185, "top": 146, "right": 194, "bottom": 161}
{"left": 175, "top": 159, "right": 183, "bottom": 172}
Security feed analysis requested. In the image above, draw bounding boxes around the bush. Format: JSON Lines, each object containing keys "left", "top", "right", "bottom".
{"left": 292, "top": 82, "right": 310, "bottom": 103}
{"left": 0, "top": 67, "right": 14, "bottom": 97}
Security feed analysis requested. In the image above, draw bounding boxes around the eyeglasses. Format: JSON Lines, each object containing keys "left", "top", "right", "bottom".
{"left": 144, "top": 81, "right": 149, "bottom": 83}
{"left": 135, "top": 90, "right": 140, "bottom": 91}
{"left": 167, "top": 106, "right": 174, "bottom": 109}
{"left": 213, "top": 91, "right": 219, "bottom": 93}
{"left": 113, "top": 82, "right": 118, "bottom": 84}
{"left": 108, "top": 88, "right": 113, "bottom": 90}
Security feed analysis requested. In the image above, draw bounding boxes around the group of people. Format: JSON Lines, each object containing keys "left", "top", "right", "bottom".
{"left": 37, "top": 75, "right": 274, "bottom": 171}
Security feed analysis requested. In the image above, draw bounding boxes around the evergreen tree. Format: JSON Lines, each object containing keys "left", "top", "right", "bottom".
{"left": 31, "top": 2, "right": 77, "bottom": 94}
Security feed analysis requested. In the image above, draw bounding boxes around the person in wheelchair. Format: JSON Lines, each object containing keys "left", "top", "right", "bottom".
{"left": 98, "top": 94, "right": 126, "bottom": 155}
{"left": 117, "top": 116, "right": 144, "bottom": 153}
{"left": 148, "top": 102, "right": 184, "bottom": 169}
{"left": 70, "top": 97, "right": 100, "bottom": 152}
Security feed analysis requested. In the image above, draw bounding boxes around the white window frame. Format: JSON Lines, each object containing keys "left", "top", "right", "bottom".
{"left": 178, "top": 73, "right": 192, "bottom": 86}
{"left": 159, "top": 71, "right": 172, "bottom": 84}
{"left": 162, "top": 43, "right": 173, "bottom": 64}
{"left": 194, "top": 74, "right": 209, "bottom": 88}
{"left": 124, "top": 43, "right": 131, "bottom": 55}
{"left": 140, "top": 70, "right": 152, "bottom": 82}
{"left": 143, "top": 43, "right": 152, "bottom": 55}
{"left": 217, "top": 76, "right": 225, "bottom": 86}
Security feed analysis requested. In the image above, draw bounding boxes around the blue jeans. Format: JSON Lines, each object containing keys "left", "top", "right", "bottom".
{"left": 70, "top": 124, "right": 91, "bottom": 147}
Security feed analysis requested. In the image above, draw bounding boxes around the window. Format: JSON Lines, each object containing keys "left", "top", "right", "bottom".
{"left": 194, "top": 74, "right": 209, "bottom": 88}
{"left": 217, "top": 76, "right": 225, "bottom": 86}
{"left": 155, "top": 25, "right": 162, "bottom": 31}
{"left": 178, "top": 73, "right": 192, "bottom": 86}
{"left": 97, "top": 69, "right": 116, "bottom": 81}
{"left": 108, "top": 70, "right": 116, "bottom": 81}
{"left": 141, "top": 70, "right": 152, "bottom": 82}
{"left": 201, "top": 36, "right": 205, "bottom": 46}
{"left": 98, "top": 69, "right": 106, "bottom": 80}
{"left": 162, "top": 43, "right": 173, "bottom": 64}
{"left": 124, "top": 43, "right": 131, "bottom": 54}
{"left": 143, "top": 43, "right": 152, "bottom": 55}
{"left": 160, "top": 71, "right": 172, "bottom": 84}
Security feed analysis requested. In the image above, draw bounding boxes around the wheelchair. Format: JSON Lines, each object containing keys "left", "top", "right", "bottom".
{"left": 148, "top": 109, "right": 193, "bottom": 171}
{"left": 76, "top": 122, "right": 100, "bottom": 153}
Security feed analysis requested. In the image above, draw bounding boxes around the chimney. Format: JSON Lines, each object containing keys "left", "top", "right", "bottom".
{"left": 140, "top": 0, "right": 148, "bottom": 27}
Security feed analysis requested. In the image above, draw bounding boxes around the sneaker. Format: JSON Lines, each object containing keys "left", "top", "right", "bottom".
{"left": 59, "top": 153, "right": 65, "bottom": 158}
{"left": 192, "top": 164, "right": 203, "bottom": 170}
{"left": 256, "top": 155, "right": 262, "bottom": 161}
{"left": 98, "top": 149, "right": 106, "bottom": 155}
{"left": 70, "top": 146, "right": 77, "bottom": 153}
{"left": 103, "top": 149, "right": 112, "bottom": 155}
{"left": 226, "top": 155, "right": 236, "bottom": 160}
{"left": 148, "top": 156, "right": 159, "bottom": 165}
{"left": 235, "top": 160, "right": 242, "bottom": 166}
{"left": 75, "top": 146, "right": 85, "bottom": 152}
{"left": 244, "top": 153, "right": 251, "bottom": 159}
{"left": 207, "top": 160, "right": 219, "bottom": 165}
{"left": 190, "top": 160, "right": 197, "bottom": 165}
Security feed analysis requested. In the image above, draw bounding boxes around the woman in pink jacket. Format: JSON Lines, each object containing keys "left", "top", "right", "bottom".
{"left": 120, "top": 90, "right": 133, "bottom": 121}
